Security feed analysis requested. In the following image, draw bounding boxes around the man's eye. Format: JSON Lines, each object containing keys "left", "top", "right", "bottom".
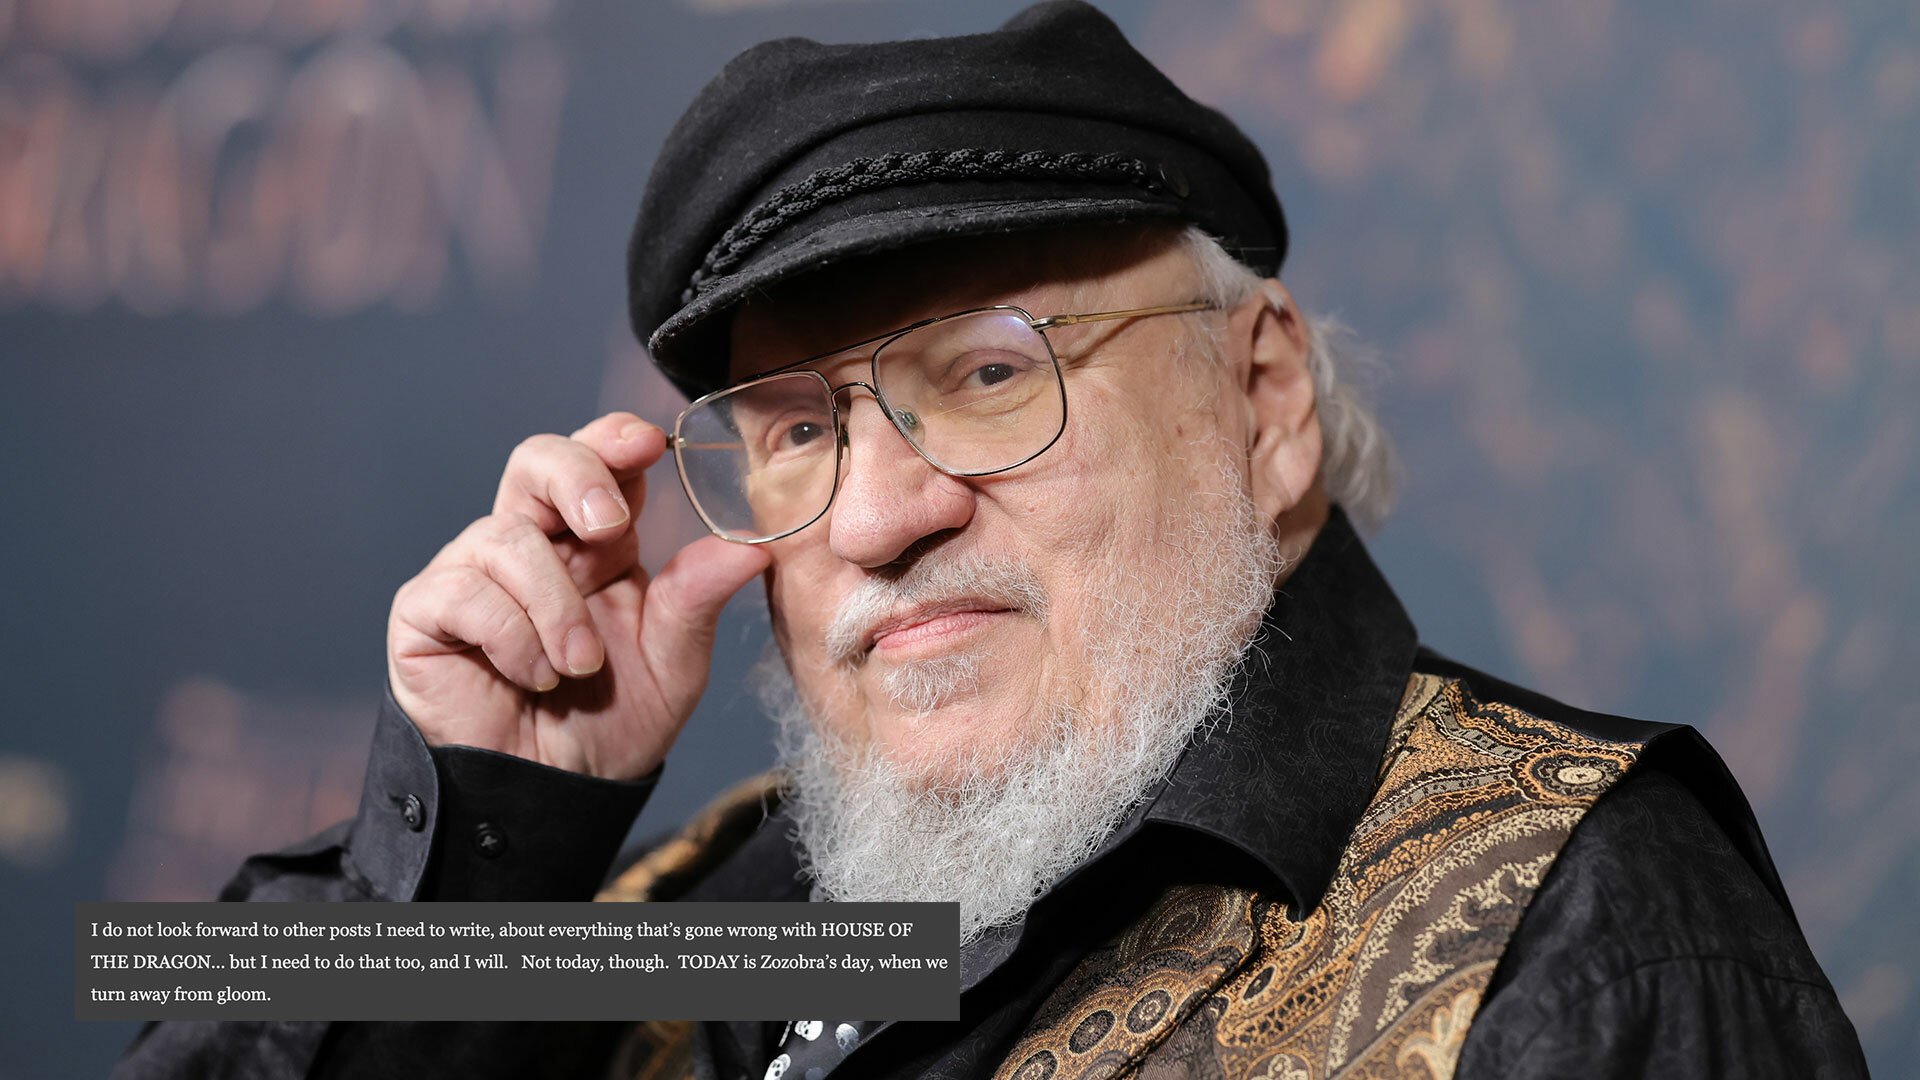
{"left": 781, "top": 420, "right": 828, "bottom": 448}
{"left": 954, "top": 352, "right": 1035, "bottom": 389}
{"left": 969, "top": 362, "right": 1019, "bottom": 387}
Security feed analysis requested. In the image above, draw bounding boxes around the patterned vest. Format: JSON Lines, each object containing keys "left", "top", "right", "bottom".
{"left": 596, "top": 671, "right": 1649, "bottom": 1080}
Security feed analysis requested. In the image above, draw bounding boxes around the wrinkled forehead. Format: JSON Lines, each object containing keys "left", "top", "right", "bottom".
{"left": 726, "top": 221, "right": 1187, "bottom": 381}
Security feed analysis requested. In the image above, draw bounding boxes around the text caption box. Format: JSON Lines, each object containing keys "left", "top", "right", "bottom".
{"left": 76, "top": 902, "right": 959, "bottom": 1021}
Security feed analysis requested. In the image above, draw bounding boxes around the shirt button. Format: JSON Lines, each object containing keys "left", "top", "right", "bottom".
{"left": 400, "top": 794, "right": 425, "bottom": 832}
{"left": 475, "top": 823, "right": 507, "bottom": 859}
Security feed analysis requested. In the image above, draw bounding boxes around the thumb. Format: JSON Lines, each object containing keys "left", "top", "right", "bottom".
{"left": 636, "top": 536, "right": 772, "bottom": 705}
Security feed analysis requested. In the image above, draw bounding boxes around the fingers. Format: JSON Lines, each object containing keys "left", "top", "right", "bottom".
{"left": 493, "top": 412, "right": 666, "bottom": 541}
{"left": 393, "top": 413, "right": 753, "bottom": 728}
{"left": 638, "top": 537, "right": 772, "bottom": 706}
{"left": 408, "top": 511, "right": 607, "bottom": 681}
{"left": 391, "top": 565, "right": 560, "bottom": 693}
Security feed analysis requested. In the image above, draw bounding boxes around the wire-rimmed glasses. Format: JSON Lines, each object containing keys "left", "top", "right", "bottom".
{"left": 669, "top": 300, "right": 1214, "bottom": 543}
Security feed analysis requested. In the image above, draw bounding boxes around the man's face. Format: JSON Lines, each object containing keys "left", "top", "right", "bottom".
{"left": 729, "top": 226, "right": 1272, "bottom": 789}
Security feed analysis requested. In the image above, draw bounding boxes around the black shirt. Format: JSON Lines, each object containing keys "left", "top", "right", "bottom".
{"left": 116, "top": 510, "right": 1868, "bottom": 1079}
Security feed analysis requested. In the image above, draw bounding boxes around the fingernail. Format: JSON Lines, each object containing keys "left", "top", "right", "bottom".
{"left": 564, "top": 626, "right": 603, "bottom": 677}
{"left": 620, "top": 422, "right": 649, "bottom": 443}
{"left": 531, "top": 656, "right": 560, "bottom": 692}
{"left": 581, "top": 487, "right": 628, "bottom": 532}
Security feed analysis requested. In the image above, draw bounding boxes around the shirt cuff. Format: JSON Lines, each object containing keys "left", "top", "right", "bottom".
{"left": 347, "top": 682, "right": 661, "bottom": 901}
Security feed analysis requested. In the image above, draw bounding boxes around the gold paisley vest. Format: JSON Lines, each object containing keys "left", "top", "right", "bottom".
{"left": 596, "top": 670, "right": 1649, "bottom": 1080}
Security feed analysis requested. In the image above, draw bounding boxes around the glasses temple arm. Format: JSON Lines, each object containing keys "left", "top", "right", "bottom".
{"left": 1029, "top": 300, "right": 1214, "bottom": 331}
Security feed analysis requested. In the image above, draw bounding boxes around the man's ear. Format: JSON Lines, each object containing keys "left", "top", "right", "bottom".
{"left": 1236, "top": 281, "right": 1322, "bottom": 524}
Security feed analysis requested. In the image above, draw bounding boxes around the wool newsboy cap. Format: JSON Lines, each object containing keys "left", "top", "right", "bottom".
{"left": 628, "top": 0, "right": 1288, "bottom": 399}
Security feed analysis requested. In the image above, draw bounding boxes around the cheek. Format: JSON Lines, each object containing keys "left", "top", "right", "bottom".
{"left": 992, "top": 401, "right": 1135, "bottom": 547}
{"left": 765, "top": 551, "right": 872, "bottom": 733}
{"left": 764, "top": 544, "right": 836, "bottom": 663}
{"left": 1023, "top": 379, "right": 1193, "bottom": 532}
{"left": 976, "top": 382, "right": 1189, "bottom": 629}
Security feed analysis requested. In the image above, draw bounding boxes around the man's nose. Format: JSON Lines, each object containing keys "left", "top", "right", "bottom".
{"left": 826, "top": 391, "right": 974, "bottom": 567}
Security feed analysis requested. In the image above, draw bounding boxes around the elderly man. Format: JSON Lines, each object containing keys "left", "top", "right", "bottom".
{"left": 120, "top": 3, "right": 1866, "bottom": 1079}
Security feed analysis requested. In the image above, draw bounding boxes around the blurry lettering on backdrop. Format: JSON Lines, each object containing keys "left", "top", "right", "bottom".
{"left": 0, "top": 0, "right": 600, "bottom": 901}
{"left": 0, "top": 0, "right": 563, "bottom": 315}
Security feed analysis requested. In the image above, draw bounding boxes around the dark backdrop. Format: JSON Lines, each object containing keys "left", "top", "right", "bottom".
{"left": 3, "top": 1, "right": 1914, "bottom": 1076}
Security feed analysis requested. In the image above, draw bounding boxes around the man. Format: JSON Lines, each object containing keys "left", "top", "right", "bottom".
{"left": 119, "top": 3, "right": 1867, "bottom": 1078}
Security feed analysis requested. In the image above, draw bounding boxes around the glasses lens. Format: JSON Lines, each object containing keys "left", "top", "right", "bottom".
{"left": 872, "top": 310, "right": 1065, "bottom": 475}
{"left": 675, "top": 372, "right": 838, "bottom": 541}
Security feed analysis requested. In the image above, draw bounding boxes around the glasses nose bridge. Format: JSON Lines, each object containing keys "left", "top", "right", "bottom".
{"left": 825, "top": 377, "right": 920, "bottom": 453}
{"left": 825, "top": 377, "right": 881, "bottom": 403}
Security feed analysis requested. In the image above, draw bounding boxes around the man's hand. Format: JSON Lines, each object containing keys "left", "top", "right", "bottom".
{"left": 385, "top": 412, "right": 771, "bottom": 780}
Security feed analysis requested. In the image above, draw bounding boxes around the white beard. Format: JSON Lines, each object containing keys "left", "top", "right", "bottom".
{"left": 754, "top": 443, "right": 1284, "bottom": 945}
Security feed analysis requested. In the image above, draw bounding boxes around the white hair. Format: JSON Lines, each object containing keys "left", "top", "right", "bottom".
{"left": 1176, "top": 225, "right": 1399, "bottom": 532}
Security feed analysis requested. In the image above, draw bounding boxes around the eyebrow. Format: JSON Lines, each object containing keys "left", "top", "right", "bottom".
{"left": 728, "top": 300, "right": 1214, "bottom": 388}
{"left": 732, "top": 309, "right": 991, "bottom": 386}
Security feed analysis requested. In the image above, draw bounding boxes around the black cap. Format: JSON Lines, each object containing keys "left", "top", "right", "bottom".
{"left": 629, "top": 0, "right": 1288, "bottom": 399}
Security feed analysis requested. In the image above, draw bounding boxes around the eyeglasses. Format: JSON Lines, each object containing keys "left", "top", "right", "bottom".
{"left": 668, "top": 300, "right": 1215, "bottom": 543}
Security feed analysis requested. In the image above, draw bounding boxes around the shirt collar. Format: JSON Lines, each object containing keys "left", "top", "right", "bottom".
{"left": 1139, "top": 505, "right": 1418, "bottom": 913}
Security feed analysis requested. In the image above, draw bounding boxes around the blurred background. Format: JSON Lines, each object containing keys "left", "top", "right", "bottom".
{"left": 2, "top": 0, "right": 1914, "bottom": 1075}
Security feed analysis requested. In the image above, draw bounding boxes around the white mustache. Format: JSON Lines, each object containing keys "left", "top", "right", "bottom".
{"left": 824, "top": 553, "right": 1050, "bottom": 667}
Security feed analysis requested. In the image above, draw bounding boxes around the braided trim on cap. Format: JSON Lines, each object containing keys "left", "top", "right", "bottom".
{"left": 681, "top": 148, "right": 1168, "bottom": 303}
